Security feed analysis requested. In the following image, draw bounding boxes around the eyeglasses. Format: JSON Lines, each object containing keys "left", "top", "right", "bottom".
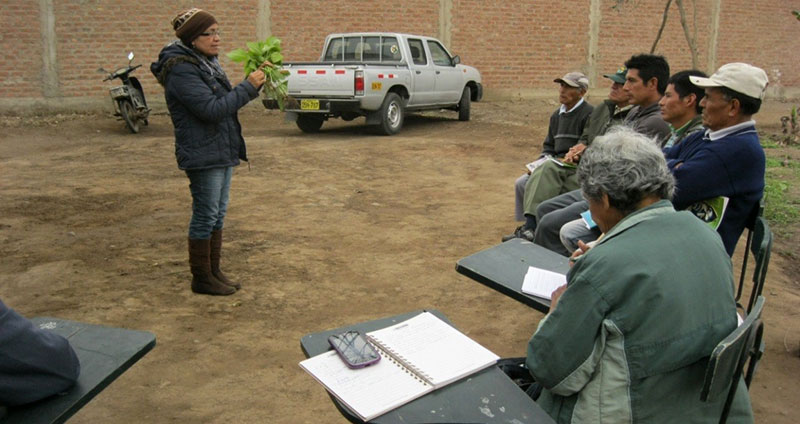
{"left": 200, "top": 30, "right": 221, "bottom": 37}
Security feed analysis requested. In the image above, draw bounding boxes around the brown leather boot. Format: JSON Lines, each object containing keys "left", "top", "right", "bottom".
{"left": 188, "top": 238, "right": 235, "bottom": 295}
{"left": 210, "top": 229, "right": 241, "bottom": 290}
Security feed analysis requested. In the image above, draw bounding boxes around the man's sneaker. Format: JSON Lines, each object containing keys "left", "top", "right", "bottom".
{"left": 502, "top": 226, "right": 535, "bottom": 242}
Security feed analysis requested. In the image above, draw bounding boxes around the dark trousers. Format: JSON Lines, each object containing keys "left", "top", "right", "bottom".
{"left": 533, "top": 189, "right": 587, "bottom": 256}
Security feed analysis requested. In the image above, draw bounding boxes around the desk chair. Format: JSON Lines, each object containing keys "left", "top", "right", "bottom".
{"left": 700, "top": 296, "right": 765, "bottom": 424}
{"left": 736, "top": 200, "right": 764, "bottom": 307}
{"left": 737, "top": 216, "right": 772, "bottom": 316}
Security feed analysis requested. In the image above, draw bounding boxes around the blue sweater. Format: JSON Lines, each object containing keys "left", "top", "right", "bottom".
{"left": 666, "top": 123, "right": 765, "bottom": 255}
{"left": 0, "top": 300, "right": 80, "bottom": 405}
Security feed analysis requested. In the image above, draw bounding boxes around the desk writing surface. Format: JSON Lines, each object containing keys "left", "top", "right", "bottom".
{"left": 456, "top": 239, "right": 570, "bottom": 313}
{"left": 301, "top": 309, "right": 556, "bottom": 424}
{"left": 0, "top": 318, "right": 156, "bottom": 424}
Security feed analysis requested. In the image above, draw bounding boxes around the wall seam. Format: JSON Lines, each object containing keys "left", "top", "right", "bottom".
{"left": 257, "top": 0, "right": 272, "bottom": 41}
{"left": 439, "top": 0, "right": 453, "bottom": 49}
{"left": 587, "top": 0, "right": 601, "bottom": 87}
{"left": 707, "top": 0, "right": 721, "bottom": 73}
{"left": 40, "top": 0, "right": 59, "bottom": 97}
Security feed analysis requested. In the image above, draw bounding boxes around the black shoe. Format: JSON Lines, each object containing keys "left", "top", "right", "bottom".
{"left": 502, "top": 226, "right": 522, "bottom": 242}
{"left": 502, "top": 226, "right": 535, "bottom": 242}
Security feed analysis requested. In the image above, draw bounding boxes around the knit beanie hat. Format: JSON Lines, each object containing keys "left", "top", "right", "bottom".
{"left": 172, "top": 8, "right": 217, "bottom": 46}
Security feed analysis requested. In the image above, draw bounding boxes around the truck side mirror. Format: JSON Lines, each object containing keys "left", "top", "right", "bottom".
{"left": 451, "top": 55, "right": 460, "bottom": 66}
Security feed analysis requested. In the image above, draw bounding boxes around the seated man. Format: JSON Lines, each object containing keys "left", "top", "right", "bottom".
{"left": 503, "top": 67, "right": 632, "bottom": 242}
{"left": 0, "top": 299, "right": 81, "bottom": 405}
{"left": 558, "top": 69, "right": 708, "bottom": 253}
{"left": 526, "top": 126, "right": 753, "bottom": 423}
{"left": 668, "top": 62, "right": 768, "bottom": 255}
{"left": 526, "top": 54, "right": 672, "bottom": 254}
{"left": 511, "top": 72, "right": 593, "bottom": 225}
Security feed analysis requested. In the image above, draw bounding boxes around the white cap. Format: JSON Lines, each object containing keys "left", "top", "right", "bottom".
{"left": 554, "top": 72, "right": 589, "bottom": 90}
{"left": 689, "top": 63, "right": 768, "bottom": 100}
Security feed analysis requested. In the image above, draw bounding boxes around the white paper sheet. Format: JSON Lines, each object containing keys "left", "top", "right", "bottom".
{"left": 521, "top": 266, "right": 567, "bottom": 299}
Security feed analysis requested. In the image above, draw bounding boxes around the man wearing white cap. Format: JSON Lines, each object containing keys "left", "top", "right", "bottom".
{"left": 507, "top": 72, "right": 593, "bottom": 241}
{"left": 666, "top": 62, "right": 768, "bottom": 255}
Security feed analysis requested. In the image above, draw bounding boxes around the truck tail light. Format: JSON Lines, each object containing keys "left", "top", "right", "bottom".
{"left": 355, "top": 70, "right": 364, "bottom": 96}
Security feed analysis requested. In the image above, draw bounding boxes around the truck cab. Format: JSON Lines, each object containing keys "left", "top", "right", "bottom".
{"left": 265, "top": 33, "right": 482, "bottom": 135}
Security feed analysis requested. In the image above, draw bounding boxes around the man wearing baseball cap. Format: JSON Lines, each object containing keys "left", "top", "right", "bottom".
{"left": 504, "top": 67, "right": 632, "bottom": 243}
{"left": 666, "top": 62, "right": 768, "bottom": 255}
{"left": 508, "top": 72, "right": 593, "bottom": 240}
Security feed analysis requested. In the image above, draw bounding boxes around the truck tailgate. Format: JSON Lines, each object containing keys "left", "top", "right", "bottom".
{"left": 285, "top": 65, "right": 355, "bottom": 97}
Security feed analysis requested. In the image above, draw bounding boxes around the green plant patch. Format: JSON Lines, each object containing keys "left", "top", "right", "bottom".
{"left": 228, "top": 36, "right": 290, "bottom": 110}
{"left": 764, "top": 170, "right": 799, "bottom": 230}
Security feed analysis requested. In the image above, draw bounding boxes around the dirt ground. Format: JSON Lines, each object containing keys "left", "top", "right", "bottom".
{"left": 1, "top": 97, "right": 798, "bottom": 423}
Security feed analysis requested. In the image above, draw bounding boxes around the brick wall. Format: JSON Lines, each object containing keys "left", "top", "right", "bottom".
{"left": 1, "top": 1, "right": 42, "bottom": 97}
{"left": 716, "top": 0, "right": 800, "bottom": 95}
{"left": 0, "top": 0, "right": 797, "bottom": 108}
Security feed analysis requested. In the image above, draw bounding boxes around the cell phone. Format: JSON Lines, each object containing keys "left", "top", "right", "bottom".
{"left": 328, "top": 330, "right": 381, "bottom": 369}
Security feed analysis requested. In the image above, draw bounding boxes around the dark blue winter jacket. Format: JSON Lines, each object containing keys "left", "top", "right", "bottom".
{"left": 0, "top": 299, "right": 80, "bottom": 405}
{"left": 151, "top": 42, "right": 258, "bottom": 170}
{"left": 666, "top": 122, "right": 765, "bottom": 255}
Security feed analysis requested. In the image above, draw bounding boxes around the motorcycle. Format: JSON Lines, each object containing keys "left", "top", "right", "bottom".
{"left": 98, "top": 52, "right": 150, "bottom": 133}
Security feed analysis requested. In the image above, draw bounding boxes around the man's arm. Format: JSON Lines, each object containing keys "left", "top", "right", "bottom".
{"left": 670, "top": 147, "right": 737, "bottom": 210}
{"left": 539, "top": 111, "right": 559, "bottom": 157}
{"left": 0, "top": 300, "right": 81, "bottom": 406}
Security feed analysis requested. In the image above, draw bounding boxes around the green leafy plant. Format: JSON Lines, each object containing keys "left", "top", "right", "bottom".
{"left": 228, "top": 36, "right": 290, "bottom": 110}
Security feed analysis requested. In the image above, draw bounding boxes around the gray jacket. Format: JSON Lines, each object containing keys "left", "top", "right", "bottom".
{"left": 624, "top": 102, "right": 671, "bottom": 147}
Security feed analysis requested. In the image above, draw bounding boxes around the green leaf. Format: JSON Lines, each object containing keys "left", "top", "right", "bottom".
{"left": 269, "top": 52, "right": 284, "bottom": 65}
{"left": 246, "top": 41, "right": 261, "bottom": 54}
{"left": 265, "top": 36, "right": 280, "bottom": 50}
{"left": 227, "top": 49, "right": 250, "bottom": 63}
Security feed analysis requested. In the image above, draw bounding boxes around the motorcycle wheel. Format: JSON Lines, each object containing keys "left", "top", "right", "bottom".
{"left": 119, "top": 100, "right": 139, "bottom": 133}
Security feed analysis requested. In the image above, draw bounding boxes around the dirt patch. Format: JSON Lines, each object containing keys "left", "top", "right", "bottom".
{"left": 0, "top": 97, "right": 798, "bottom": 423}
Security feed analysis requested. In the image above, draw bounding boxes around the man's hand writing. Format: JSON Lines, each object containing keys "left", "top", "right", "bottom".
{"left": 568, "top": 240, "right": 592, "bottom": 267}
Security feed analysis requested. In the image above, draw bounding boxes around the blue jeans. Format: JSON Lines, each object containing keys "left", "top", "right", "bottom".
{"left": 186, "top": 167, "right": 233, "bottom": 239}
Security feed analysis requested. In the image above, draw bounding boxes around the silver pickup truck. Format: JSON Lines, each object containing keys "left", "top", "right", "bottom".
{"left": 263, "top": 32, "right": 483, "bottom": 135}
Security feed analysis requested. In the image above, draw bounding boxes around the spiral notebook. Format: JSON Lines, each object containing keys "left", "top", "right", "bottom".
{"left": 299, "top": 312, "right": 499, "bottom": 421}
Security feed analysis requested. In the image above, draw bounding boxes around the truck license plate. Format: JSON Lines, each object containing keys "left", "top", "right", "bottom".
{"left": 300, "top": 99, "right": 320, "bottom": 110}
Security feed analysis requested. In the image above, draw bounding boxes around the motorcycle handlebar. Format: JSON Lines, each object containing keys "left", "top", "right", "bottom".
{"left": 102, "top": 64, "right": 142, "bottom": 81}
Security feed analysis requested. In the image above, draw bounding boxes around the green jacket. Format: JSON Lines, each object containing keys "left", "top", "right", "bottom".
{"left": 526, "top": 200, "right": 753, "bottom": 424}
{"left": 579, "top": 99, "right": 632, "bottom": 146}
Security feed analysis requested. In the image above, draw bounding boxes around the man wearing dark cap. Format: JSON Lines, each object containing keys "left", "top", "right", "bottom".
{"left": 510, "top": 55, "right": 672, "bottom": 252}
{"left": 505, "top": 68, "right": 630, "bottom": 242}
{"left": 509, "top": 72, "right": 593, "bottom": 239}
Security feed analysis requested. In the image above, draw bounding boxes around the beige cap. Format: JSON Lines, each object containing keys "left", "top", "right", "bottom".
{"left": 554, "top": 72, "right": 589, "bottom": 90}
{"left": 689, "top": 63, "right": 768, "bottom": 100}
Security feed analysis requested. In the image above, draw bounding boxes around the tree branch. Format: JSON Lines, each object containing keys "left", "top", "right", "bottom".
{"left": 650, "top": 0, "right": 673, "bottom": 54}
{"left": 675, "top": 0, "right": 699, "bottom": 68}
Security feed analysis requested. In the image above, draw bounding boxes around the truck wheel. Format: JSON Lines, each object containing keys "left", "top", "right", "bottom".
{"left": 458, "top": 86, "right": 471, "bottom": 121}
{"left": 296, "top": 114, "right": 324, "bottom": 133}
{"left": 378, "top": 93, "right": 404, "bottom": 135}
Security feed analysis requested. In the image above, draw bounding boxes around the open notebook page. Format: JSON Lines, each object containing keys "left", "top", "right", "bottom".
{"left": 367, "top": 312, "right": 499, "bottom": 388}
{"left": 521, "top": 266, "right": 566, "bottom": 300}
{"left": 299, "top": 349, "right": 431, "bottom": 421}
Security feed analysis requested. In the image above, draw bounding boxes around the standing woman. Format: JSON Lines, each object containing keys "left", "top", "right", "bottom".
{"left": 151, "top": 9, "right": 266, "bottom": 295}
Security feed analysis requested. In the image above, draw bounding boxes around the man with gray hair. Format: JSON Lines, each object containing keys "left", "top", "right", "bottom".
{"left": 525, "top": 126, "right": 753, "bottom": 423}
{"left": 667, "top": 62, "right": 768, "bottom": 255}
{"left": 507, "top": 72, "right": 593, "bottom": 241}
